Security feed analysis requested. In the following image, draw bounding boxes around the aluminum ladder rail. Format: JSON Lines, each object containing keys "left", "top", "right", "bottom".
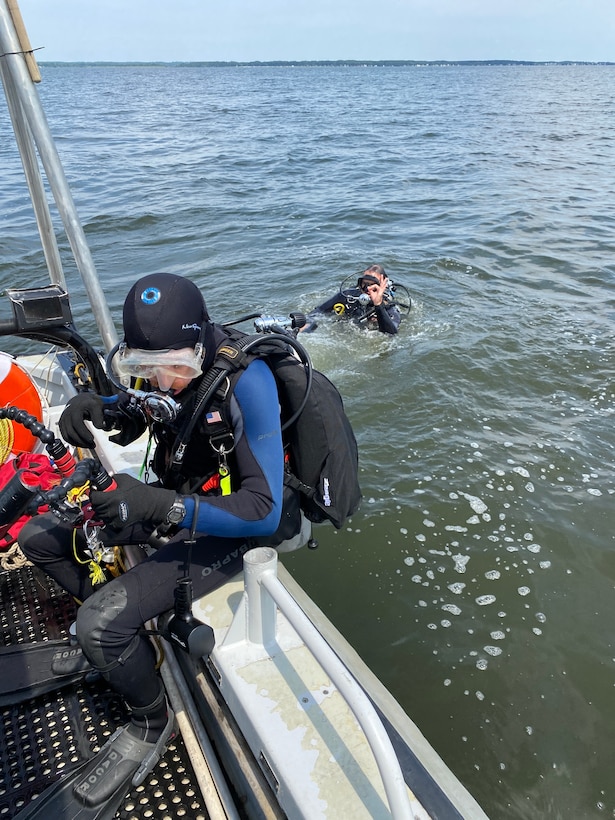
{"left": 0, "top": 0, "right": 118, "bottom": 354}
{"left": 227, "top": 547, "right": 414, "bottom": 820}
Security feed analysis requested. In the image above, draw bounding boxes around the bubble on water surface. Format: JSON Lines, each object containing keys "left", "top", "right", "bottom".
{"left": 476, "top": 595, "right": 496, "bottom": 606}
{"left": 587, "top": 488, "right": 602, "bottom": 496}
{"left": 517, "top": 586, "right": 531, "bottom": 596}
{"left": 453, "top": 554, "right": 470, "bottom": 573}
{"left": 485, "top": 570, "right": 500, "bottom": 580}
{"left": 484, "top": 645, "right": 502, "bottom": 656}
{"left": 448, "top": 582, "right": 466, "bottom": 594}
{"left": 442, "top": 603, "right": 462, "bottom": 615}
{"left": 460, "top": 492, "right": 488, "bottom": 514}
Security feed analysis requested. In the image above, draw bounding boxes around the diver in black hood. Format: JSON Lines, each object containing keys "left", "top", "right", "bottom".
{"left": 18, "top": 272, "right": 297, "bottom": 816}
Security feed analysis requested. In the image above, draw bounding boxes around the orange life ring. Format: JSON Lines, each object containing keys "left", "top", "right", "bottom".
{"left": 0, "top": 352, "right": 43, "bottom": 463}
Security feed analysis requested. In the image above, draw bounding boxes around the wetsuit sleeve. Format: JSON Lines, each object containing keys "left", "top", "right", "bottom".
{"left": 182, "top": 359, "right": 284, "bottom": 538}
{"left": 374, "top": 303, "right": 401, "bottom": 335}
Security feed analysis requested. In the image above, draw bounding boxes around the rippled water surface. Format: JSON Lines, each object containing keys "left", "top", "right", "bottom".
{"left": 1, "top": 64, "right": 614, "bottom": 819}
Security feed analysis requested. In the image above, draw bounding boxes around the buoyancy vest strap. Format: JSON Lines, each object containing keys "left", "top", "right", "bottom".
{"left": 284, "top": 470, "right": 317, "bottom": 500}
{"left": 166, "top": 334, "right": 256, "bottom": 478}
{"left": 164, "top": 329, "right": 312, "bottom": 493}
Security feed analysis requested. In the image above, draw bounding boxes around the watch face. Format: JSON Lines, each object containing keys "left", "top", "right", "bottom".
{"left": 168, "top": 501, "right": 185, "bottom": 524}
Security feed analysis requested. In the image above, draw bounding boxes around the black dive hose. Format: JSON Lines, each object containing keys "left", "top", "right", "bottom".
{"left": 190, "top": 325, "right": 313, "bottom": 434}
{"left": 0, "top": 406, "right": 115, "bottom": 531}
{"left": 0, "top": 407, "right": 213, "bottom": 657}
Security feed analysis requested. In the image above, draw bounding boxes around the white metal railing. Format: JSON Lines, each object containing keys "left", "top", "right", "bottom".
{"left": 237, "top": 546, "right": 413, "bottom": 820}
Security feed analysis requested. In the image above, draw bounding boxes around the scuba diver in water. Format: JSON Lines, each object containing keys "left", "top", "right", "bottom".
{"left": 18, "top": 272, "right": 300, "bottom": 812}
{"left": 302, "top": 264, "right": 410, "bottom": 335}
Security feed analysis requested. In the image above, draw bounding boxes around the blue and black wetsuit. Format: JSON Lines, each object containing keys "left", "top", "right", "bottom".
{"left": 19, "top": 327, "right": 294, "bottom": 717}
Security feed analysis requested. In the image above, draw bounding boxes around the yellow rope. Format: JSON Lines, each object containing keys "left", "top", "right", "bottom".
{"left": 0, "top": 418, "right": 14, "bottom": 465}
{"left": 71, "top": 527, "right": 126, "bottom": 586}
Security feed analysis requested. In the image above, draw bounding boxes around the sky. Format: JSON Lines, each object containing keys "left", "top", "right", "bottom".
{"left": 14, "top": 0, "right": 615, "bottom": 64}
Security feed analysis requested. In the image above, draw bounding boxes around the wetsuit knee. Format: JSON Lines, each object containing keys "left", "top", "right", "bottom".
{"left": 75, "top": 580, "right": 132, "bottom": 668}
{"left": 76, "top": 579, "right": 161, "bottom": 709}
{"left": 18, "top": 513, "right": 64, "bottom": 562}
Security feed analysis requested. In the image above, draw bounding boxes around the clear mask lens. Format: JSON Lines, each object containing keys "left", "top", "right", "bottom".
{"left": 116, "top": 346, "right": 204, "bottom": 383}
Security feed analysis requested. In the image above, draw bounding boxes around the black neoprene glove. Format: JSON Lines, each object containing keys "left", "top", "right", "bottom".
{"left": 89, "top": 473, "right": 178, "bottom": 532}
{"left": 108, "top": 396, "right": 147, "bottom": 446}
{"left": 59, "top": 393, "right": 108, "bottom": 448}
{"left": 59, "top": 393, "right": 147, "bottom": 448}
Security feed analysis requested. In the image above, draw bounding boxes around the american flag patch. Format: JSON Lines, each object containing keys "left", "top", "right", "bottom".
{"left": 206, "top": 411, "right": 222, "bottom": 424}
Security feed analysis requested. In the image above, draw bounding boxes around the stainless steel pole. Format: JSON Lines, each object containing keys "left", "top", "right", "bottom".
{"left": 0, "top": 0, "right": 119, "bottom": 352}
{"left": 0, "top": 61, "right": 65, "bottom": 287}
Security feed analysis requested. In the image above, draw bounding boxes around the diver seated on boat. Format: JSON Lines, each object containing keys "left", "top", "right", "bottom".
{"left": 18, "top": 272, "right": 301, "bottom": 808}
{"left": 301, "top": 264, "right": 408, "bottom": 335}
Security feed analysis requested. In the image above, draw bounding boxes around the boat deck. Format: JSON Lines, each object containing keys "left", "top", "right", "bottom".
{"left": 0, "top": 563, "right": 210, "bottom": 820}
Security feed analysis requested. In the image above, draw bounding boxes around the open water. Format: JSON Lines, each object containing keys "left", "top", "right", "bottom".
{"left": 1, "top": 63, "right": 614, "bottom": 819}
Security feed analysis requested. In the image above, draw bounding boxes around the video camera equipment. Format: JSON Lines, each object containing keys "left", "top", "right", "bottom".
{"left": 157, "top": 577, "right": 215, "bottom": 657}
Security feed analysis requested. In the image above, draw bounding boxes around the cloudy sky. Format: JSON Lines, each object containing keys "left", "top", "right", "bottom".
{"left": 16, "top": 0, "right": 615, "bottom": 63}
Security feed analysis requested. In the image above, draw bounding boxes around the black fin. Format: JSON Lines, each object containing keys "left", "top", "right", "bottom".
{"left": 13, "top": 713, "right": 175, "bottom": 819}
{"left": 0, "top": 640, "right": 94, "bottom": 706}
{"left": 11, "top": 756, "right": 128, "bottom": 820}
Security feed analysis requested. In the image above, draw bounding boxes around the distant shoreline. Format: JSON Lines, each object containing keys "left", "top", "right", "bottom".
{"left": 37, "top": 59, "right": 615, "bottom": 68}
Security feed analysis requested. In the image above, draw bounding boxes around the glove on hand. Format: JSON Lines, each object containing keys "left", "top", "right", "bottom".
{"left": 89, "top": 473, "right": 177, "bottom": 532}
{"left": 59, "top": 393, "right": 147, "bottom": 449}
{"left": 108, "top": 395, "right": 147, "bottom": 446}
{"left": 59, "top": 392, "right": 108, "bottom": 448}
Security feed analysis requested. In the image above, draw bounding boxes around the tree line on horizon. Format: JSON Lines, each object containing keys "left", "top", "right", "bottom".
{"left": 40, "top": 59, "right": 614, "bottom": 68}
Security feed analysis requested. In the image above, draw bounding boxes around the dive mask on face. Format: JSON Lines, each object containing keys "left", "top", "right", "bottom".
{"left": 106, "top": 343, "right": 206, "bottom": 424}
{"left": 115, "top": 344, "right": 205, "bottom": 386}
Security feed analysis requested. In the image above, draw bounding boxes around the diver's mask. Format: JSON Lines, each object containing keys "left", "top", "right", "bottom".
{"left": 106, "top": 341, "right": 206, "bottom": 423}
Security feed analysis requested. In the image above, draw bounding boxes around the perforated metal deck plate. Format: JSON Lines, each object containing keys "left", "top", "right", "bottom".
{"left": 0, "top": 564, "right": 208, "bottom": 819}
